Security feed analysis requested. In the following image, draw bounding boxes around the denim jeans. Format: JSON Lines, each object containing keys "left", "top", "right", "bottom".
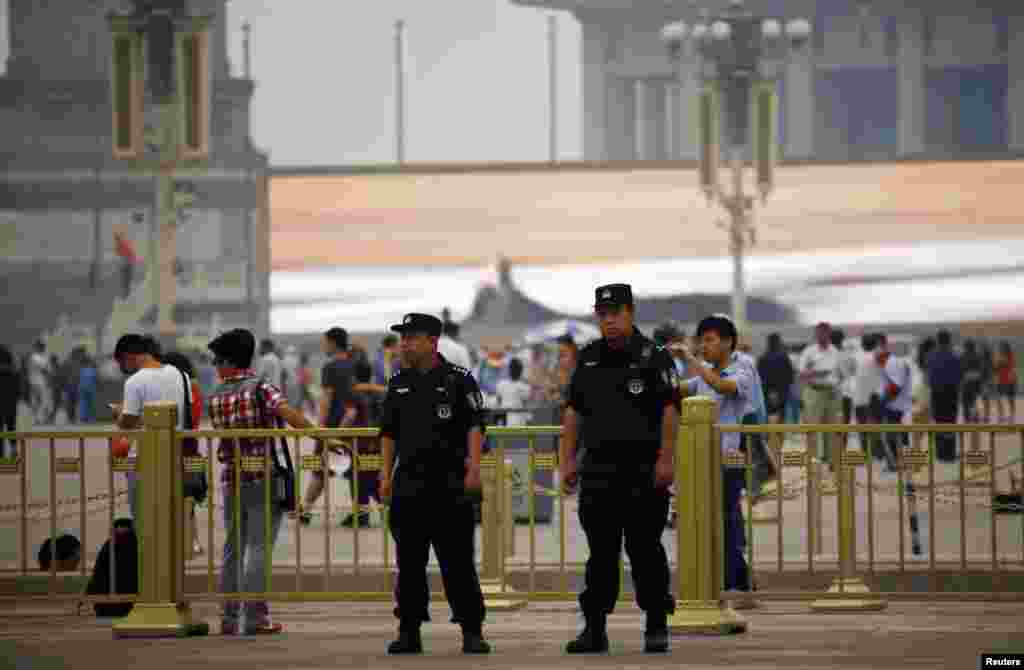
{"left": 221, "top": 479, "right": 284, "bottom": 626}
{"left": 723, "top": 468, "right": 750, "bottom": 592}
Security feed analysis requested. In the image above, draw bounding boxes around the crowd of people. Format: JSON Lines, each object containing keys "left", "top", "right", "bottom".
{"left": 749, "top": 323, "right": 1018, "bottom": 472}
{"left": 4, "top": 309, "right": 1020, "bottom": 653}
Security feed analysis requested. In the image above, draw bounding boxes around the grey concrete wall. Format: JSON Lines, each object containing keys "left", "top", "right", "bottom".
{"left": 1009, "top": 13, "right": 1024, "bottom": 151}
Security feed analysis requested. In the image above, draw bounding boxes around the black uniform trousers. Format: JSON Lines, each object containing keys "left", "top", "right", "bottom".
{"left": 577, "top": 458, "right": 674, "bottom": 618}
{"left": 389, "top": 485, "right": 486, "bottom": 632}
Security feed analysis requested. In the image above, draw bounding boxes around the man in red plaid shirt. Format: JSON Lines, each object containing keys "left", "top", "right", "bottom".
{"left": 207, "top": 328, "right": 317, "bottom": 636}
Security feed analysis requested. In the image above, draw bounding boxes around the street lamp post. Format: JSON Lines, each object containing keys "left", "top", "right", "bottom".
{"left": 661, "top": 0, "right": 810, "bottom": 332}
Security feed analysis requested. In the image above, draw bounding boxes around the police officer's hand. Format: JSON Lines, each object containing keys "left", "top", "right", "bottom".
{"left": 654, "top": 455, "right": 674, "bottom": 489}
{"left": 464, "top": 459, "right": 482, "bottom": 493}
{"left": 560, "top": 461, "right": 578, "bottom": 496}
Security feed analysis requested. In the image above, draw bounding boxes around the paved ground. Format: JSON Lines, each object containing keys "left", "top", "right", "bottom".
{"left": 1, "top": 600, "right": 1022, "bottom": 670}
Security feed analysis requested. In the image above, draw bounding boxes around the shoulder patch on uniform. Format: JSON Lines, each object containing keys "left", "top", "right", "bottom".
{"left": 449, "top": 364, "right": 472, "bottom": 377}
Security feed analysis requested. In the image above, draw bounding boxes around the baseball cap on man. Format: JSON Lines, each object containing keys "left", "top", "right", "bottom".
{"left": 390, "top": 313, "right": 443, "bottom": 337}
{"left": 594, "top": 283, "right": 634, "bottom": 309}
{"left": 208, "top": 328, "right": 256, "bottom": 369}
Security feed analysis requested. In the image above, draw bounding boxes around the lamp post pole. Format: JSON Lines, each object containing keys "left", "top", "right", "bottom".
{"left": 662, "top": 1, "right": 809, "bottom": 333}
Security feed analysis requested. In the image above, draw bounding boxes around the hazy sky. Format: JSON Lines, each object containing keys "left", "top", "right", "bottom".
{"left": 0, "top": 1, "right": 582, "bottom": 166}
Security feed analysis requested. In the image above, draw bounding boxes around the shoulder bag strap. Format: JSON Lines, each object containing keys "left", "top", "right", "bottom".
{"left": 254, "top": 382, "right": 293, "bottom": 475}
{"left": 176, "top": 369, "right": 193, "bottom": 431}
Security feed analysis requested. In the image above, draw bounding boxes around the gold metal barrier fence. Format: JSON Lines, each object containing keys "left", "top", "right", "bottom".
{"left": 0, "top": 423, "right": 141, "bottom": 613}
{"left": 1, "top": 398, "right": 1022, "bottom": 638}
{"left": 717, "top": 407, "right": 1024, "bottom": 614}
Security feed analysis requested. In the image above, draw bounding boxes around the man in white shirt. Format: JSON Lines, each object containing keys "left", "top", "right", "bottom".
{"left": 110, "top": 334, "right": 187, "bottom": 524}
{"left": 438, "top": 321, "right": 473, "bottom": 371}
{"left": 798, "top": 323, "right": 841, "bottom": 471}
{"left": 256, "top": 339, "right": 285, "bottom": 390}
{"left": 852, "top": 334, "right": 885, "bottom": 462}
{"left": 496, "top": 358, "right": 532, "bottom": 427}
{"left": 831, "top": 329, "right": 858, "bottom": 449}
{"left": 27, "top": 341, "right": 51, "bottom": 423}
{"left": 876, "top": 334, "right": 912, "bottom": 473}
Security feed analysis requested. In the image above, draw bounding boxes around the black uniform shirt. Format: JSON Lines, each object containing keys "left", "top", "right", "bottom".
{"left": 380, "top": 355, "right": 486, "bottom": 495}
{"left": 567, "top": 330, "right": 681, "bottom": 467}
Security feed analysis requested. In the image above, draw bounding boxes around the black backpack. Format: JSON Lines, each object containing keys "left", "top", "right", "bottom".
{"left": 85, "top": 520, "right": 138, "bottom": 617}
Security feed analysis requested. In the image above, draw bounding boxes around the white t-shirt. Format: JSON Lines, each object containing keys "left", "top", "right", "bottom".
{"left": 28, "top": 352, "right": 49, "bottom": 386}
{"left": 122, "top": 365, "right": 187, "bottom": 455}
{"left": 798, "top": 343, "right": 840, "bottom": 389}
{"left": 439, "top": 337, "right": 473, "bottom": 371}
{"left": 495, "top": 379, "right": 532, "bottom": 427}
{"left": 838, "top": 344, "right": 859, "bottom": 399}
{"left": 853, "top": 351, "right": 883, "bottom": 407}
{"left": 880, "top": 356, "right": 913, "bottom": 416}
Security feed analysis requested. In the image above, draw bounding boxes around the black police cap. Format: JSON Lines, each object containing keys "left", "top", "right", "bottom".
{"left": 594, "top": 283, "right": 633, "bottom": 308}
{"left": 390, "top": 313, "right": 443, "bottom": 337}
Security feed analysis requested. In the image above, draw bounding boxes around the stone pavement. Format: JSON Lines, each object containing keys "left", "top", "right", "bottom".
{"left": 1, "top": 600, "right": 1023, "bottom": 670}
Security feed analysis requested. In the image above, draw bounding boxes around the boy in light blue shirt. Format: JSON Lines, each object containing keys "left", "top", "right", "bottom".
{"left": 677, "top": 314, "right": 753, "bottom": 593}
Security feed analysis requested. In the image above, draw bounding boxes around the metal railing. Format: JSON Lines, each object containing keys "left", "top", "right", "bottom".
{"left": 1, "top": 397, "right": 1022, "bottom": 636}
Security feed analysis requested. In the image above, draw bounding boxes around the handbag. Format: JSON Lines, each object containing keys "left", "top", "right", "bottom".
{"left": 177, "top": 368, "right": 208, "bottom": 504}
{"left": 255, "top": 385, "right": 297, "bottom": 513}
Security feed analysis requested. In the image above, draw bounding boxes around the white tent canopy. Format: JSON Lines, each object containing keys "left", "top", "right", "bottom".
{"left": 519, "top": 319, "right": 600, "bottom": 346}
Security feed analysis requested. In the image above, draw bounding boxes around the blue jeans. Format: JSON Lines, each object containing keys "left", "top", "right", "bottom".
{"left": 77, "top": 386, "right": 95, "bottom": 423}
{"left": 722, "top": 468, "right": 750, "bottom": 592}
{"left": 221, "top": 479, "right": 285, "bottom": 626}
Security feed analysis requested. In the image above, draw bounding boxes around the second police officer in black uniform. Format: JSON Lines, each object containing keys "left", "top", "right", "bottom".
{"left": 378, "top": 313, "right": 491, "bottom": 655}
{"left": 559, "top": 284, "right": 681, "bottom": 654}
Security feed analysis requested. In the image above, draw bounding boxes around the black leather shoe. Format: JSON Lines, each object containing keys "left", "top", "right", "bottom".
{"left": 387, "top": 630, "right": 423, "bottom": 654}
{"left": 643, "top": 628, "right": 670, "bottom": 653}
{"left": 566, "top": 626, "right": 609, "bottom": 654}
{"left": 462, "top": 633, "right": 491, "bottom": 654}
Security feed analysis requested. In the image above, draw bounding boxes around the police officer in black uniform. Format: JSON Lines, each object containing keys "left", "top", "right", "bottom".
{"left": 560, "top": 284, "right": 681, "bottom": 654}
{"left": 378, "top": 313, "right": 490, "bottom": 655}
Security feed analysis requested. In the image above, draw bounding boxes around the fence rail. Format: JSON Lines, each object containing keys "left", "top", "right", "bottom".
{"left": 1, "top": 399, "right": 1022, "bottom": 635}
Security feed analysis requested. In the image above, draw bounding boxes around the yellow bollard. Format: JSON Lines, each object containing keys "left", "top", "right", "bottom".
{"left": 114, "top": 401, "right": 209, "bottom": 638}
{"left": 479, "top": 453, "right": 526, "bottom": 610}
{"left": 668, "top": 398, "right": 747, "bottom": 634}
{"left": 810, "top": 449, "right": 886, "bottom": 612}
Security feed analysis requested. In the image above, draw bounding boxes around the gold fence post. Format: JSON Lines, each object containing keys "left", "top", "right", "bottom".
{"left": 504, "top": 458, "right": 515, "bottom": 559}
{"left": 810, "top": 446, "right": 886, "bottom": 612}
{"left": 668, "top": 397, "right": 747, "bottom": 634}
{"left": 113, "top": 401, "right": 209, "bottom": 638}
{"left": 479, "top": 447, "right": 525, "bottom": 610}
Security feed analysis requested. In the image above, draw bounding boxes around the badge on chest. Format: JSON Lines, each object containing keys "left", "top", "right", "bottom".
{"left": 628, "top": 379, "right": 645, "bottom": 395}
{"left": 437, "top": 403, "right": 452, "bottom": 420}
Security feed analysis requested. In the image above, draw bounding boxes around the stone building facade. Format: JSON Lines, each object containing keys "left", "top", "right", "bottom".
{"left": 0, "top": 0, "right": 270, "bottom": 358}
{"left": 515, "top": 0, "right": 1024, "bottom": 162}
